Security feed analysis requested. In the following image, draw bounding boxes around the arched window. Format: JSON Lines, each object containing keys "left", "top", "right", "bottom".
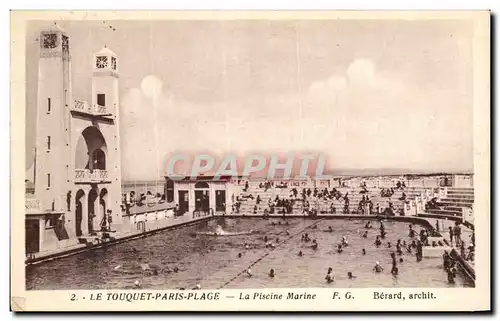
{"left": 194, "top": 182, "right": 209, "bottom": 189}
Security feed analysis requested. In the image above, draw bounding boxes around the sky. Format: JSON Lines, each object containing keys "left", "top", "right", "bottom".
{"left": 25, "top": 19, "right": 474, "bottom": 181}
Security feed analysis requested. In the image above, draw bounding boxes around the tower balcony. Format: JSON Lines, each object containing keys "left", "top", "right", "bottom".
{"left": 71, "top": 100, "right": 114, "bottom": 119}
{"left": 74, "top": 169, "right": 111, "bottom": 184}
{"left": 25, "top": 198, "right": 42, "bottom": 214}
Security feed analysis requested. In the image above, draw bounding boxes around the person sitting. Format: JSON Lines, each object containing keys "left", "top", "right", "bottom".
{"left": 425, "top": 197, "right": 440, "bottom": 210}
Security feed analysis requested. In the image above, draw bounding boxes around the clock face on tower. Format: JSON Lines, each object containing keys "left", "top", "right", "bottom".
{"left": 96, "top": 56, "right": 108, "bottom": 69}
{"left": 42, "top": 33, "right": 58, "bottom": 49}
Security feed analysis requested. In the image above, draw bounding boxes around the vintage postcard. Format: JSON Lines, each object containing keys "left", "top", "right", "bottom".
{"left": 10, "top": 10, "right": 490, "bottom": 312}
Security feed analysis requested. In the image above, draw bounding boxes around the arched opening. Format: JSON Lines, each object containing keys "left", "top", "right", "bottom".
{"left": 194, "top": 181, "right": 210, "bottom": 212}
{"left": 165, "top": 179, "right": 174, "bottom": 203}
{"left": 91, "top": 149, "right": 106, "bottom": 170}
{"left": 88, "top": 188, "right": 98, "bottom": 234}
{"left": 99, "top": 188, "right": 109, "bottom": 231}
{"left": 194, "top": 182, "right": 209, "bottom": 189}
{"left": 75, "top": 126, "right": 108, "bottom": 170}
{"left": 75, "top": 189, "right": 85, "bottom": 237}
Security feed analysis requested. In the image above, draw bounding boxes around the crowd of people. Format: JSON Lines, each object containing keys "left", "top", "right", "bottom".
{"left": 234, "top": 181, "right": 407, "bottom": 217}
{"left": 122, "top": 190, "right": 166, "bottom": 215}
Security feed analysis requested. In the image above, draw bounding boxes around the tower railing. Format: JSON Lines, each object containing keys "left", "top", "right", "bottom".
{"left": 72, "top": 99, "right": 93, "bottom": 114}
{"left": 74, "top": 169, "right": 110, "bottom": 183}
{"left": 25, "top": 198, "right": 42, "bottom": 213}
{"left": 71, "top": 100, "right": 113, "bottom": 118}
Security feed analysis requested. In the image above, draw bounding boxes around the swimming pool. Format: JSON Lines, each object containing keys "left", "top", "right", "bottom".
{"left": 26, "top": 217, "right": 473, "bottom": 290}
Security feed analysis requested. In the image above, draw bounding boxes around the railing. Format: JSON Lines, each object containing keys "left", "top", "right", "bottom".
{"left": 71, "top": 100, "right": 113, "bottom": 118}
{"left": 74, "top": 169, "right": 110, "bottom": 183}
{"left": 25, "top": 198, "right": 41, "bottom": 213}
{"left": 95, "top": 104, "right": 108, "bottom": 115}
{"left": 72, "top": 100, "right": 93, "bottom": 114}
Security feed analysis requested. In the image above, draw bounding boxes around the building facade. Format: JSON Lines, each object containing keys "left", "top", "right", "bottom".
{"left": 26, "top": 25, "right": 122, "bottom": 254}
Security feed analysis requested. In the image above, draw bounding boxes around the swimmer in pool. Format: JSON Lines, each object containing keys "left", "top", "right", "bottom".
{"left": 341, "top": 236, "right": 349, "bottom": 247}
{"left": 399, "top": 258, "right": 404, "bottom": 263}
{"left": 246, "top": 269, "right": 253, "bottom": 277}
{"left": 328, "top": 226, "right": 333, "bottom": 233}
{"left": 374, "top": 236, "right": 382, "bottom": 247}
{"left": 264, "top": 236, "right": 268, "bottom": 242}
{"left": 286, "top": 230, "right": 290, "bottom": 236}
{"left": 337, "top": 244, "right": 343, "bottom": 253}
{"left": 276, "top": 237, "right": 280, "bottom": 243}
{"left": 347, "top": 272, "right": 356, "bottom": 279}
{"left": 134, "top": 280, "right": 141, "bottom": 288}
{"left": 365, "top": 221, "right": 372, "bottom": 229}
{"left": 373, "top": 262, "right": 384, "bottom": 273}
{"left": 269, "top": 269, "right": 275, "bottom": 278}
{"left": 362, "top": 248, "right": 366, "bottom": 255}
{"left": 298, "top": 251, "right": 303, "bottom": 257}
{"left": 409, "top": 226, "right": 416, "bottom": 238}
{"left": 325, "top": 268, "right": 334, "bottom": 283}
{"left": 362, "top": 231, "right": 368, "bottom": 238}
{"left": 311, "top": 240, "right": 318, "bottom": 250}
{"left": 387, "top": 242, "right": 392, "bottom": 248}
{"left": 192, "top": 284, "right": 201, "bottom": 290}
{"left": 238, "top": 253, "right": 242, "bottom": 258}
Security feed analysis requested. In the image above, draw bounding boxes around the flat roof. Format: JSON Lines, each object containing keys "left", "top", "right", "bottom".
{"left": 165, "top": 175, "right": 244, "bottom": 182}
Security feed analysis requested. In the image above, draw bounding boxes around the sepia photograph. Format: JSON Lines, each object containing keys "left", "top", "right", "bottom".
{"left": 11, "top": 10, "right": 490, "bottom": 311}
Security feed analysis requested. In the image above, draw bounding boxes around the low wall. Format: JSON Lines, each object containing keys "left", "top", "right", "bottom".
{"left": 217, "top": 214, "right": 435, "bottom": 230}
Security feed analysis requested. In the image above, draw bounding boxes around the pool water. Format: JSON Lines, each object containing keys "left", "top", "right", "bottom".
{"left": 26, "top": 218, "right": 473, "bottom": 290}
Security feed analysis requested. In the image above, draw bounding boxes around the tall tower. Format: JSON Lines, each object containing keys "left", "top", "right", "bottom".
{"left": 68, "top": 45, "right": 122, "bottom": 237}
{"left": 34, "top": 24, "right": 71, "bottom": 212}
{"left": 90, "top": 46, "right": 123, "bottom": 227}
